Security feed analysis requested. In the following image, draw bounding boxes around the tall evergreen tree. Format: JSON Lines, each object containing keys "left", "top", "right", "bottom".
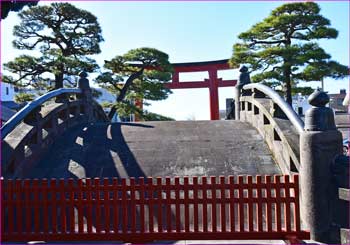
{"left": 3, "top": 2, "right": 103, "bottom": 92}
{"left": 95, "top": 47, "right": 173, "bottom": 120}
{"left": 230, "top": 2, "right": 348, "bottom": 105}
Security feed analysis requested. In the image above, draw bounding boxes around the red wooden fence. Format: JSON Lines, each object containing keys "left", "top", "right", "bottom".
{"left": 1, "top": 175, "right": 309, "bottom": 243}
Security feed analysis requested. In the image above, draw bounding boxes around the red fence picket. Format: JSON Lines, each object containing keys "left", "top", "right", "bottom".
{"left": 1, "top": 175, "right": 310, "bottom": 243}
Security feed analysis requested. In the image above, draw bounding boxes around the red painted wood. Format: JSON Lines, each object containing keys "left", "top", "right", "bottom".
{"left": 165, "top": 177, "right": 172, "bottom": 232}
{"left": 59, "top": 179, "right": 67, "bottom": 233}
{"left": 193, "top": 176, "right": 199, "bottom": 232}
{"left": 86, "top": 178, "right": 93, "bottom": 234}
{"left": 274, "top": 176, "right": 282, "bottom": 232}
{"left": 293, "top": 175, "right": 301, "bottom": 233}
{"left": 42, "top": 179, "right": 49, "bottom": 234}
{"left": 139, "top": 177, "right": 145, "bottom": 233}
{"left": 77, "top": 179, "right": 84, "bottom": 234}
{"left": 265, "top": 176, "right": 273, "bottom": 232}
{"left": 148, "top": 177, "right": 154, "bottom": 233}
{"left": 103, "top": 178, "right": 111, "bottom": 233}
{"left": 210, "top": 176, "right": 217, "bottom": 232}
{"left": 202, "top": 177, "right": 208, "bottom": 232}
{"left": 7, "top": 180, "right": 14, "bottom": 234}
{"left": 284, "top": 175, "right": 292, "bottom": 232}
{"left": 238, "top": 176, "right": 244, "bottom": 232}
{"left": 1, "top": 175, "right": 309, "bottom": 243}
{"left": 220, "top": 176, "right": 226, "bottom": 232}
{"left": 184, "top": 177, "right": 190, "bottom": 232}
{"left": 157, "top": 177, "right": 163, "bottom": 233}
{"left": 67, "top": 179, "right": 75, "bottom": 233}
{"left": 229, "top": 176, "right": 235, "bottom": 232}
{"left": 121, "top": 178, "right": 128, "bottom": 233}
{"left": 24, "top": 179, "right": 31, "bottom": 233}
{"left": 247, "top": 176, "right": 254, "bottom": 232}
{"left": 175, "top": 177, "right": 181, "bottom": 232}
{"left": 256, "top": 176, "right": 263, "bottom": 232}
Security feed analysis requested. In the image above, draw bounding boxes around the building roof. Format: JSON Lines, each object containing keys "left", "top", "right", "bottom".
{"left": 1, "top": 105, "right": 16, "bottom": 122}
{"left": 1, "top": 101, "right": 21, "bottom": 110}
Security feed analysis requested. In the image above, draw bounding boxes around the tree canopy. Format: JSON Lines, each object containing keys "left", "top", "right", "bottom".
{"left": 95, "top": 47, "right": 173, "bottom": 120}
{"left": 230, "top": 2, "right": 348, "bottom": 105}
{"left": 3, "top": 2, "right": 103, "bottom": 93}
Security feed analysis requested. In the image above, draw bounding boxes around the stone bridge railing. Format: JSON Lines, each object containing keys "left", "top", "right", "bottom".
{"left": 237, "top": 83, "right": 304, "bottom": 175}
{"left": 235, "top": 76, "right": 346, "bottom": 243}
{"left": 1, "top": 75, "right": 109, "bottom": 179}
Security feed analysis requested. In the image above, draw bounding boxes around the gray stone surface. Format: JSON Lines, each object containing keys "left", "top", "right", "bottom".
{"left": 26, "top": 120, "right": 280, "bottom": 179}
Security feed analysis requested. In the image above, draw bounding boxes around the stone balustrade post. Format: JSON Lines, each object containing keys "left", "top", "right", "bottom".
{"left": 78, "top": 71, "right": 94, "bottom": 122}
{"left": 300, "top": 89, "right": 343, "bottom": 243}
{"left": 235, "top": 65, "right": 251, "bottom": 120}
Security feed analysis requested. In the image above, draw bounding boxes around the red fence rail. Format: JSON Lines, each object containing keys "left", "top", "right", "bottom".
{"left": 1, "top": 175, "right": 309, "bottom": 243}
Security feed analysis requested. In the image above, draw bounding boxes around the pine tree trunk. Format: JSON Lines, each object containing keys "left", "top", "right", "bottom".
{"left": 284, "top": 66, "right": 292, "bottom": 105}
{"left": 54, "top": 72, "right": 64, "bottom": 89}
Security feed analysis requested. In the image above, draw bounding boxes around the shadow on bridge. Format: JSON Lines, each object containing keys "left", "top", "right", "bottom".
{"left": 27, "top": 122, "right": 154, "bottom": 180}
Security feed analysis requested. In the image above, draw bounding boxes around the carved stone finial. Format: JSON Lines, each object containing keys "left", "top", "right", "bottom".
{"left": 304, "top": 89, "right": 336, "bottom": 131}
{"left": 308, "top": 89, "right": 329, "bottom": 107}
{"left": 78, "top": 71, "right": 90, "bottom": 90}
{"left": 79, "top": 71, "right": 88, "bottom": 78}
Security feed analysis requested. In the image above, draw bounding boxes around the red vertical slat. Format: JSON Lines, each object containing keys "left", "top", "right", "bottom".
{"left": 42, "top": 179, "right": 49, "bottom": 234}
{"left": 148, "top": 177, "right": 154, "bottom": 233}
{"left": 284, "top": 175, "right": 291, "bottom": 232}
{"left": 293, "top": 175, "right": 301, "bottom": 232}
{"left": 121, "top": 178, "right": 128, "bottom": 234}
{"left": 1, "top": 179, "right": 5, "bottom": 236}
{"left": 59, "top": 179, "right": 67, "bottom": 234}
{"left": 265, "top": 176, "right": 272, "bottom": 232}
{"left": 165, "top": 177, "right": 172, "bottom": 232}
{"left": 247, "top": 176, "right": 254, "bottom": 232}
{"left": 112, "top": 178, "right": 119, "bottom": 234}
{"left": 184, "top": 177, "right": 190, "bottom": 232}
{"left": 67, "top": 179, "right": 75, "bottom": 233}
{"left": 193, "top": 176, "right": 199, "bottom": 233}
{"left": 24, "top": 179, "right": 31, "bottom": 234}
{"left": 7, "top": 180, "right": 14, "bottom": 234}
{"left": 94, "top": 178, "right": 101, "bottom": 233}
{"left": 211, "top": 176, "right": 217, "bottom": 233}
{"left": 202, "top": 176, "right": 208, "bottom": 233}
{"left": 229, "top": 176, "right": 235, "bottom": 232}
{"left": 86, "top": 178, "right": 93, "bottom": 234}
{"left": 139, "top": 177, "right": 145, "bottom": 233}
{"left": 256, "top": 176, "right": 263, "bottom": 232}
{"left": 32, "top": 179, "right": 40, "bottom": 233}
{"left": 103, "top": 178, "right": 111, "bottom": 234}
{"left": 238, "top": 176, "right": 244, "bottom": 232}
{"left": 274, "top": 176, "right": 282, "bottom": 233}
{"left": 175, "top": 177, "right": 180, "bottom": 233}
{"left": 130, "top": 178, "right": 136, "bottom": 234}
{"left": 15, "top": 180, "right": 23, "bottom": 235}
{"left": 50, "top": 179, "right": 58, "bottom": 234}
{"left": 77, "top": 179, "right": 84, "bottom": 234}
{"left": 157, "top": 177, "right": 163, "bottom": 233}
{"left": 220, "top": 176, "right": 226, "bottom": 232}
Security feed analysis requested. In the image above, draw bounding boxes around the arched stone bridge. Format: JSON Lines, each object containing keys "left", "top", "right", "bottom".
{"left": 1, "top": 71, "right": 348, "bottom": 244}
{"left": 2, "top": 82, "right": 302, "bottom": 180}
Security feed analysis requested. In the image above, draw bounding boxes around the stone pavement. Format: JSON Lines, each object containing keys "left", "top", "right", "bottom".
{"left": 27, "top": 120, "right": 280, "bottom": 179}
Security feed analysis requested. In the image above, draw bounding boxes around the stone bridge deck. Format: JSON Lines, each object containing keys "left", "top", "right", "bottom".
{"left": 26, "top": 120, "right": 280, "bottom": 179}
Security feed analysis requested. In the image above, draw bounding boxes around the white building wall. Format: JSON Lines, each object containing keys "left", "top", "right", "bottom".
{"left": 1, "top": 82, "right": 15, "bottom": 101}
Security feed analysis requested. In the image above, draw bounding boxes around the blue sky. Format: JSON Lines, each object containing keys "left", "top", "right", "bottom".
{"left": 1, "top": 1, "right": 349, "bottom": 120}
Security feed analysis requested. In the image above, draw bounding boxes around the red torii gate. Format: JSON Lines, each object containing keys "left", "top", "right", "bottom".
{"left": 165, "top": 59, "right": 237, "bottom": 120}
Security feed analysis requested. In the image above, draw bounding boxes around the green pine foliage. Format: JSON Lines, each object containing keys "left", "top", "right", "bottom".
{"left": 3, "top": 3, "right": 103, "bottom": 91}
{"left": 95, "top": 47, "right": 173, "bottom": 120}
{"left": 230, "top": 2, "right": 348, "bottom": 105}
